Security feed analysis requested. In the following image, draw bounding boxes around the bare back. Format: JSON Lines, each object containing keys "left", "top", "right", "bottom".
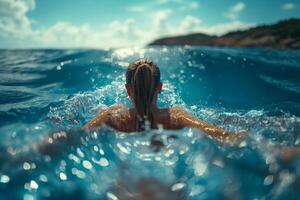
{"left": 84, "top": 105, "right": 245, "bottom": 145}
{"left": 87, "top": 105, "right": 185, "bottom": 132}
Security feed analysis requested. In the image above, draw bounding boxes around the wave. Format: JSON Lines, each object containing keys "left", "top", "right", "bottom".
{"left": 0, "top": 47, "right": 300, "bottom": 199}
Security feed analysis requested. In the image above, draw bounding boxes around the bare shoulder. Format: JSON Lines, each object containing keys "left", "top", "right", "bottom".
{"left": 107, "top": 104, "right": 127, "bottom": 111}
{"left": 105, "top": 105, "right": 134, "bottom": 131}
{"left": 169, "top": 106, "right": 190, "bottom": 116}
{"left": 157, "top": 106, "right": 190, "bottom": 119}
{"left": 105, "top": 104, "right": 130, "bottom": 118}
{"left": 169, "top": 106, "right": 184, "bottom": 112}
{"left": 83, "top": 104, "right": 129, "bottom": 129}
{"left": 156, "top": 107, "right": 191, "bottom": 129}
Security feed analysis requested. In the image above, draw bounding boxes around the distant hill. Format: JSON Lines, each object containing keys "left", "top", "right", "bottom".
{"left": 149, "top": 19, "right": 300, "bottom": 49}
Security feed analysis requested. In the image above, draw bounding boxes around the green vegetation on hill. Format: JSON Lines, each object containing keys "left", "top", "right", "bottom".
{"left": 149, "top": 19, "right": 300, "bottom": 49}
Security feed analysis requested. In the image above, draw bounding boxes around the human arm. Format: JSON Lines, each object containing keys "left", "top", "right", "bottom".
{"left": 172, "top": 107, "right": 245, "bottom": 145}
{"left": 83, "top": 105, "right": 123, "bottom": 129}
{"left": 83, "top": 110, "right": 109, "bottom": 129}
{"left": 35, "top": 106, "right": 117, "bottom": 156}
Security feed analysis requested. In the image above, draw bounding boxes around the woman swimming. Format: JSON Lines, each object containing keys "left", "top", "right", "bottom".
{"left": 84, "top": 59, "right": 244, "bottom": 144}
{"left": 6, "top": 59, "right": 299, "bottom": 173}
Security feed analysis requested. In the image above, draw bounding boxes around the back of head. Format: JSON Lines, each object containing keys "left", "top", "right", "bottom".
{"left": 126, "top": 59, "right": 161, "bottom": 131}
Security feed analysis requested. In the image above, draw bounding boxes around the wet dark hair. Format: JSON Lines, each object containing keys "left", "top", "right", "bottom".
{"left": 126, "top": 59, "right": 161, "bottom": 131}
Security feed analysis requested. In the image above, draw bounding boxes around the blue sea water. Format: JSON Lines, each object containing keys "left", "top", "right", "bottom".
{"left": 0, "top": 46, "right": 300, "bottom": 200}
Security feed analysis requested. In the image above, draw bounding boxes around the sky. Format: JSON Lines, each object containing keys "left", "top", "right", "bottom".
{"left": 0, "top": 0, "right": 299, "bottom": 49}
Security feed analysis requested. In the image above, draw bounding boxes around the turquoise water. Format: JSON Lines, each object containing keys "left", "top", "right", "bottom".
{"left": 0, "top": 46, "right": 300, "bottom": 199}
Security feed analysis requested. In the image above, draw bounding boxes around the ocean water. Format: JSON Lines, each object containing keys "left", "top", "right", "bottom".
{"left": 0, "top": 46, "right": 300, "bottom": 200}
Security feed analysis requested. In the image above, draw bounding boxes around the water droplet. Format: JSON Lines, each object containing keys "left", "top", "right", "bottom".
{"left": 107, "top": 192, "right": 118, "bottom": 200}
{"left": 31, "top": 163, "right": 36, "bottom": 169}
{"left": 117, "top": 143, "right": 131, "bottom": 154}
{"left": 82, "top": 160, "right": 93, "bottom": 170}
{"left": 212, "top": 159, "right": 225, "bottom": 168}
{"left": 0, "top": 175, "right": 10, "bottom": 183}
{"left": 72, "top": 168, "right": 86, "bottom": 179}
{"left": 30, "top": 180, "right": 38, "bottom": 189}
{"left": 191, "top": 105, "right": 197, "bottom": 110}
{"left": 48, "top": 138, "right": 53, "bottom": 144}
{"left": 93, "top": 145, "right": 99, "bottom": 152}
{"left": 99, "top": 149, "right": 104, "bottom": 155}
{"left": 39, "top": 174, "right": 48, "bottom": 182}
{"left": 23, "top": 162, "right": 31, "bottom": 170}
{"left": 187, "top": 128, "right": 193, "bottom": 137}
{"left": 68, "top": 153, "right": 80, "bottom": 163}
{"left": 171, "top": 182, "right": 186, "bottom": 191}
{"left": 99, "top": 158, "right": 109, "bottom": 167}
{"left": 59, "top": 172, "right": 67, "bottom": 181}
{"left": 190, "top": 185, "right": 205, "bottom": 196}
{"left": 238, "top": 141, "right": 247, "bottom": 148}
{"left": 76, "top": 148, "right": 85, "bottom": 158}
{"left": 194, "top": 155, "right": 208, "bottom": 176}
{"left": 264, "top": 175, "right": 273, "bottom": 186}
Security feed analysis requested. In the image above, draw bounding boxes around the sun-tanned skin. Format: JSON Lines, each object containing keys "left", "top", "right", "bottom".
{"left": 26, "top": 59, "right": 298, "bottom": 163}
{"left": 83, "top": 105, "right": 244, "bottom": 145}
{"left": 83, "top": 59, "right": 245, "bottom": 145}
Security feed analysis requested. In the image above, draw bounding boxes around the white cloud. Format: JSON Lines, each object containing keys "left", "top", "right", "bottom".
{"left": 108, "top": 19, "right": 143, "bottom": 42}
{"left": 38, "top": 18, "right": 253, "bottom": 47}
{"left": 128, "top": 0, "right": 198, "bottom": 13}
{"left": 177, "top": 16, "right": 202, "bottom": 34}
{"left": 232, "top": 2, "right": 245, "bottom": 12}
{"left": 224, "top": 2, "right": 246, "bottom": 20}
{"left": 0, "top": 0, "right": 254, "bottom": 48}
{"left": 282, "top": 3, "right": 296, "bottom": 10}
{"left": 0, "top": 0, "right": 145, "bottom": 48}
{"left": 180, "top": 1, "right": 199, "bottom": 11}
{"left": 200, "top": 21, "right": 254, "bottom": 36}
{"left": 35, "top": 22, "right": 96, "bottom": 47}
{"left": 173, "top": 16, "right": 253, "bottom": 36}
{"left": 34, "top": 19, "right": 145, "bottom": 48}
{"left": 162, "top": 14, "right": 253, "bottom": 36}
{"left": 151, "top": 13, "right": 253, "bottom": 39}
{"left": 152, "top": 9, "right": 172, "bottom": 35}
{"left": 0, "top": 0, "right": 35, "bottom": 38}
